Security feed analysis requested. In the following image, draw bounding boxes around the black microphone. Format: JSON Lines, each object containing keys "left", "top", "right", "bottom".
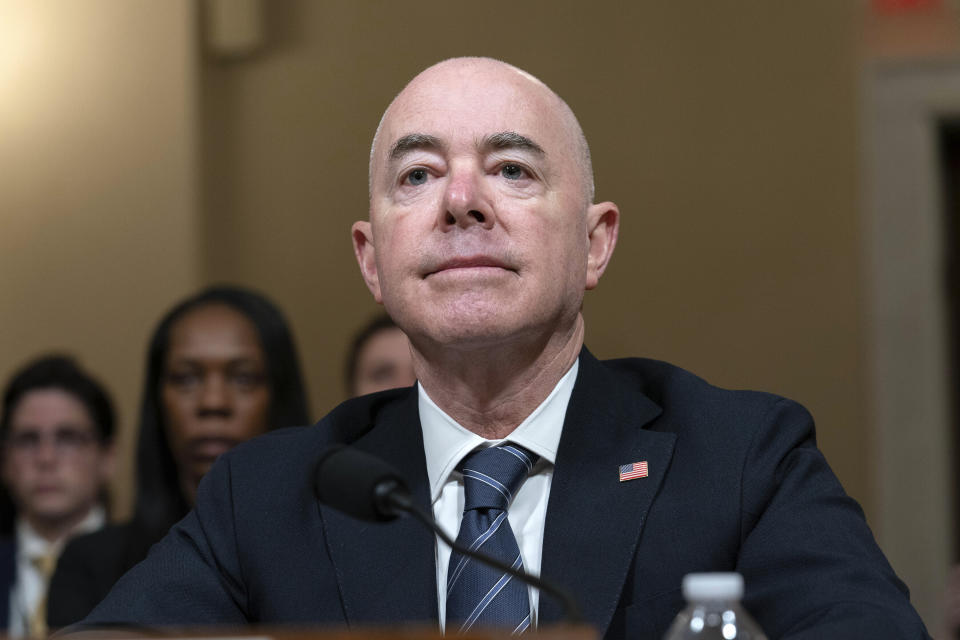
{"left": 313, "top": 444, "right": 583, "bottom": 625}
{"left": 314, "top": 444, "right": 412, "bottom": 521}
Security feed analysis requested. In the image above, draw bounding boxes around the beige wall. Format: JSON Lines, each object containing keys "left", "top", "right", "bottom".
{"left": 0, "top": 0, "right": 201, "bottom": 517}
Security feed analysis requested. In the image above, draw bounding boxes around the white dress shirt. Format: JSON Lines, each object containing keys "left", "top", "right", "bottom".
{"left": 6, "top": 506, "right": 105, "bottom": 638}
{"left": 419, "top": 358, "right": 578, "bottom": 631}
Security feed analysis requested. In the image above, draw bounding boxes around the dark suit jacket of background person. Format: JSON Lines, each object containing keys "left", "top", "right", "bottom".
{"left": 77, "top": 349, "right": 930, "bottom": 639}
{"left": 0, "top": 537, "right": 14, "bottom": 630}
{"left": 46, "top": 520, "right": 161, "bottom": 629}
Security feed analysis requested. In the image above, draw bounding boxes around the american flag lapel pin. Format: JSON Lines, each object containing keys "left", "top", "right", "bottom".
{"left": 619, "top": 460, "right": 649, "bottom": 482}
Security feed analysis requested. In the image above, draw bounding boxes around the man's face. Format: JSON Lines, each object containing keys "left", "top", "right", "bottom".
{"left": 1, "top": 389, "right": 113, "bottom": 529}
{"left": 352, "top": 326, "right": 416, "bottom": 396}
{"left": 356, "top": 60, "right": 615, "bottom": 351}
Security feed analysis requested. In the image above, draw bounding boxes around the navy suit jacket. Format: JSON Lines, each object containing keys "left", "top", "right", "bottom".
{"left": 0, "top": 537, "right": 14, "bottom": 631}
{"left": 81, "top": 350, "right": 929, "bottom": 638}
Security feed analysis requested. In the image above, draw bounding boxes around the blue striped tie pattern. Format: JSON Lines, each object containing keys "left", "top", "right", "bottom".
{"left": 446, "top": 443, "right": 539, "bottom": 634}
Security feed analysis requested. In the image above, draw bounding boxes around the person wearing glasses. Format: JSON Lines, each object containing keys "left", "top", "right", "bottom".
{"left": 0, "top": 355, "right": 116, "bottom": 638}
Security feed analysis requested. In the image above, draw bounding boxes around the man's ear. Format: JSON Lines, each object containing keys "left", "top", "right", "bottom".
{"left": 585, "top": 201, "right": 619, "bottom": 290}
{"left": 352, "top": 220, "right": 383, "bottom": 303}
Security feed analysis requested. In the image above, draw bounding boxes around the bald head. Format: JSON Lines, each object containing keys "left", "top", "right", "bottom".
{"left": 369, "top": 57, "right": 594, "bottom": 206}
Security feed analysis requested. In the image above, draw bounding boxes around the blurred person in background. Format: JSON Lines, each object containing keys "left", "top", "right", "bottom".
{"left": 345, "top": 313, "right": 416, "bottom": 397}
{"left": 0, "top": 356, "right": 116, "bottom": 638}
{"left": 941, "top": 564, "right": 960, "bottom": 639}
{"left": 46, "top": 285, "right": 310, "bottom": 629}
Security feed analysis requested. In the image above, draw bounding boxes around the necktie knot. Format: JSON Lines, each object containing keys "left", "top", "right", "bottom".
{"left": 30, "top": 552, "right": 57, "bottom": 579}
{"left": 460, "top": 444, "right": 538, "bottom": 512}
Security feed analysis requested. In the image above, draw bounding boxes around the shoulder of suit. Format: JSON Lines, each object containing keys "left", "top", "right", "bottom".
{"left": 596, "top": 355, "right": 802, "bottom": 422}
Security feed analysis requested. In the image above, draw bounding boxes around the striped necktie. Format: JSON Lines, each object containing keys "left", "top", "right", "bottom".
{"left": 446, "top": 443, "right": 539, "bottom": 635}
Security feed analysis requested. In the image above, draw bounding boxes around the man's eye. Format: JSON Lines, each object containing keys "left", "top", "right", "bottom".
{"left": 9, "top": 432, "right": 40, "bottom": 449}
{"left": 55, "top": 429, "right": 95, "bottom": 449}
{"left": 369, "top": 364, "right": 397, "bottom": 382}
{"left": 501, "top": 164, "right": 526, "bottom": 180}
{"left": 405, "top": 169, "right": 429, "bottom": 186}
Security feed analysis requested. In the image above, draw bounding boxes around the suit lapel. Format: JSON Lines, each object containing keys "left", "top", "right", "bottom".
{"left": 0, "top": 537, "right": 13, "bottom": 629}
{"left": 317, "top": 388, "right": 439, "bottom": 626}
{"left": 540, "top": 350, "right": 676, "bottom": 635}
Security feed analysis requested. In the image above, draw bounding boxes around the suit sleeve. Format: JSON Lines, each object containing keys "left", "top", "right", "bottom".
{"left": 76, "top": 455, "right": 248, "bottom": 629}
{"left": 736, "top": 398, "right": 930, "bottom": 639}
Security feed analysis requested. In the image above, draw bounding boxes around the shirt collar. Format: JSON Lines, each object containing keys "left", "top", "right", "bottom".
{"left": 419, "top": 358, "right": 579, "bottom": 503}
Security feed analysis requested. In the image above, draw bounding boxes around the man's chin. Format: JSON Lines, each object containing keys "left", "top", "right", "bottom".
{"left": 390, "top": 293, "right": 552, "bottom": 349}
{"left": 29, "top": 501, "right": 92, "bottom": 526}
{"left": 28, "top": 494, "right": 69, "bottom": 513}
{"left": 423, "top": 316, "right": 530, "bottom": 350}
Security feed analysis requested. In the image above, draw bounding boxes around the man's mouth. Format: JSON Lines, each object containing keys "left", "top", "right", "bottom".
{"left": 33, "top": 483, "right": 62, "bottom": 495}
{"left": 425, "top": 255, "right": 514, "bottom": 277}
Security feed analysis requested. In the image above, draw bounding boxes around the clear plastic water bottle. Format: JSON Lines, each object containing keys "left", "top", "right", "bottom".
{"left": 663, "top": 573, "right": 768, "bottom": 639}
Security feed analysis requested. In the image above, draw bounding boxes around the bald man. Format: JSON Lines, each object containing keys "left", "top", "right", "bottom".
{"left": 77, "top": 59, "right": 929, "bottom": 639}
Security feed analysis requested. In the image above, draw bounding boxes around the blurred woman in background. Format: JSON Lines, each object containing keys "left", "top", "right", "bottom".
{"left": 46, "top": 285, "right": 310, "bottom": 629}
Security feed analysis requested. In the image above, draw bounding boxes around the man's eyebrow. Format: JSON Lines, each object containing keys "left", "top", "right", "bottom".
{"left": 481, "top": 131, "right": 545, "bottom": 156}
{"left": 389, "top": 133, "right": 444, "bottom": 161}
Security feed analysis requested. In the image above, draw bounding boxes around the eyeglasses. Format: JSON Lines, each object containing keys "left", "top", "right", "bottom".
{"left": 3, "top": 427, "right": 99, "bottom": 456}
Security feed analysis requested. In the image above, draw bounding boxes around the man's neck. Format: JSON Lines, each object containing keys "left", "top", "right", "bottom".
{"left": 413, "top": 315, "right": 584, "bottom": 439}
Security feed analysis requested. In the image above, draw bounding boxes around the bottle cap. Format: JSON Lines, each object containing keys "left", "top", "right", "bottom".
{"left": 682, "top": 572, "right": 744, "bottom": 600}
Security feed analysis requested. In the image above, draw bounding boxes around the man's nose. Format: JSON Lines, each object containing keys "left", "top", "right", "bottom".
{"left": 440, "top": 165, "right": 495, "bottom": 230}
{"left": 33, "top": 438, "right": 59, "bottom": 465}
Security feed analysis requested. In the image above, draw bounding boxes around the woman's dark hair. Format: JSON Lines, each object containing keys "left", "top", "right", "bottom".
{"left": 344, "top": 313, "right": 398, "bottom": 397}
{"left": 132, "top": 285, "right": 310, "bottom": 537}
{"left": 0, "top": 355, "right": 115, "bottom": 534}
